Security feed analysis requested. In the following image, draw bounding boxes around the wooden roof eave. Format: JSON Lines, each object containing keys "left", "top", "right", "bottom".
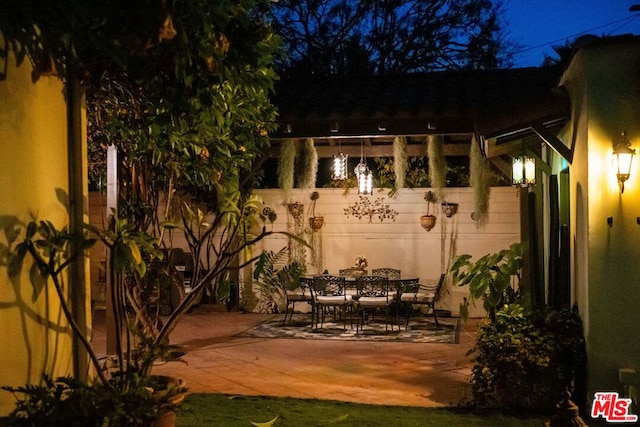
{"left": 271, "top": 115, "right": 476, "bottom": 141}
{"left": 478, "top": 86, "right": 573, "bottom": 164}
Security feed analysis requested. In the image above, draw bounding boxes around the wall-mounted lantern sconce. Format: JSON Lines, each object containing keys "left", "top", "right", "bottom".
{"left": 613, "top": 132, "right": 635, "bottom": 194}
{"left": 512, "top": 155, "right": 536, "bottom": 187}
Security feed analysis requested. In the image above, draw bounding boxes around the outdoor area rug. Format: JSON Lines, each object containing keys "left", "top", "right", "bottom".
{"left": 236, "top": 313, "right": 460, "bottom": 343}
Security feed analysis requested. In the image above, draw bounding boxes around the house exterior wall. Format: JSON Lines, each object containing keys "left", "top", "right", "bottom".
{"left": 561, "top": 39, "right": 640, "bottom": 402}
{"left": 0, "top": 53, "right": 74, "bottom": 415}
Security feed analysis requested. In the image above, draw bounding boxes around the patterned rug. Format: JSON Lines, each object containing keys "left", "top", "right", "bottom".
{"left": 236, "top": 313, "right": 460, "bottom": 343}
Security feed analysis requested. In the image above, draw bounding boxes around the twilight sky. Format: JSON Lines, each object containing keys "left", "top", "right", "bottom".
{"left": 505, "top": 0, "right": 640, "bottom": 67}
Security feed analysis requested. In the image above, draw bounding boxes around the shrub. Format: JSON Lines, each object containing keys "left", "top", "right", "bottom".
{"left": 2, "top": 374, "right": 185, "bottom": 427}
{"left": 467, "top": 304, "right": 587, "bottom": 413}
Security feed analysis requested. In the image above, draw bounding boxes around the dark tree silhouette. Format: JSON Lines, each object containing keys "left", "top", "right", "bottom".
{"left": 268, "top": 0, "right": 516, "bottom": 76}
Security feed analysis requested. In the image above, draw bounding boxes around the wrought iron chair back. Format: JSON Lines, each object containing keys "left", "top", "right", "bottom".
{"left": 312, "top": 275, "right": 348, "bottom": 297}
{"left": 354, "top": 275, "right": 393, "bottom": 333}
{"left": 282, "top": 276, "right": 314, "bottom": 325}
{"left": 372, "top": 268, "right": 401, "bottom": 279}
{"left": 355, "top": 275, "right": 391, "bottom": 300}
{"left": 401, "top": 273, "right": 446, "bottom": 329}
{"left": 310, "top": 275, "right": 351, "bottom": 329}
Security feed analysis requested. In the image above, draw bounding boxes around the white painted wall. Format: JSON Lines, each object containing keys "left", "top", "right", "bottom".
{"left": 87, "top": 186, "right": 521, "bottom": 318}
{"left": 252, "top": 186, "right": 521, "bottom": 317}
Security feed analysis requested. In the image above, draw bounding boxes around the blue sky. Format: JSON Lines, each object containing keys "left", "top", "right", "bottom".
{"left": 505, "top": 0, "right": 640, "bottom": 67}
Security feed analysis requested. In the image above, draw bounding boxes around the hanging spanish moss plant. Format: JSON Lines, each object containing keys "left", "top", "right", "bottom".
{"left": 297, "top": 138, "right": 318, "bottom": 189}
{"left": 427, "top": 135, "right": 447, "bottom": 199}
{"left": 393, "top": 136, "right": 408, "bottom": 189}
{"left": 470, "top": 135, "right": 491, "bottom": 224}
{"left": 278, "top": 138, "right": 296, "bottom": 195}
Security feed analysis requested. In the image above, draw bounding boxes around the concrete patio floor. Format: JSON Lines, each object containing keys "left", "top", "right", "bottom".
{"left": 92, "top": 305, "right": 480, "bottom": 408}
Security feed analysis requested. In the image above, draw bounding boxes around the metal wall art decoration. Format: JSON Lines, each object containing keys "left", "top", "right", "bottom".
{"left": 343, "top": 196, "right": 398, "bottom": 223}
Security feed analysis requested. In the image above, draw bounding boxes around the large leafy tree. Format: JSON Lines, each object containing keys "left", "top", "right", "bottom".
{"left": 87, "top": 0, "right": 281, "bottom": 234}
{"left": 2, "top": 0, "right": 280, "bottom": 229}
{"left": 268, "top": 0, "right": 515, "bottom": 76}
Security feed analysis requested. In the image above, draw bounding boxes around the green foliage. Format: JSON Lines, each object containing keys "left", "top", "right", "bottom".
{"left": 297, "top": 138, "right": 318, "bottom": 189}
{"left": 423, "top": 190, "right": 438, "bottom": 215}
{"left": 450, "top": 243, "right": 525, "bottom": 321}
{"left": 253, "top": 247, "right": 306, "bottom": 313}
{"left": 467, "top": 304, "right": 587, "bottom": 413}
{"left": 469, "top": 136, "right": 492, "bottom": 224}
{"left": 428, "top": 135, "right": 447, "bottom": 198}
{"left": 393, "top": 136, "right": 408, "bottom": 189}
{"left": 177, "top": 394, "right": 547, "bottom": 426}
{"left": 83, "top": 0, "right": 281, "bottom": 226}
{"left": 2, "top": 374, "right": 185, "bottom": 427}
{"left": 374, "top": 157, "right": 430, "bottom": 195}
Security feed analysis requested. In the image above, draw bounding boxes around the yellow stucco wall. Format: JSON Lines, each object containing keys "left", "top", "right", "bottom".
{"left": 561, "top": 38, "right": 640, "bottom": 403}
{"left": 0, "top": 53, "right": 74, "bottom": 415}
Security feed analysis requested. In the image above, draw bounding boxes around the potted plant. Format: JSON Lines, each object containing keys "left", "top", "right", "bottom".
{"left": 441, "top": 201, "right": 459, "bottom": 217}
{"left": 420, "top": 190, "right": 438, "bottom": 231}
{"left": 308, "top": 191, "right": 323, "bottom": 231}
{"left": 288, "top": 201, "right": 304, "bottom": 219}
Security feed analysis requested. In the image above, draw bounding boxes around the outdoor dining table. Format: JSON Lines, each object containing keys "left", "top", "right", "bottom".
{"left": 301, "top": 274, "right": 420, "bottom": 331}
{"left": 301, "top": 274, "right": 419, "bottom": 307}
{"left": 303, "top": 274, "right": 419, "bottom": 285}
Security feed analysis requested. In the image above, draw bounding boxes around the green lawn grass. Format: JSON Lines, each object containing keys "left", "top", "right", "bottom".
{"left": 176, "top": 394, "right": 549, "bottom": 427}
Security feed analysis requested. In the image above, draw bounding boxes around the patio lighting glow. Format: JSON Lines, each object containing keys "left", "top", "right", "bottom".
{"left": 612, "top": 132, "right": 635, "bottom": 194}
{"left": 357, "top": 166, "right": 373, "bottom": 195}
{"left": 332, "top": 152, "right": 348, "bottom": 180}
{"left": 512, "top": 155, "right": 535, "bottom": 187}
{"left": 355, "top": 139, "right": 373, "bottom": 195}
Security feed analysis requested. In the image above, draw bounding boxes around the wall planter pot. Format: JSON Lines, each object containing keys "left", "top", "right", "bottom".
{"left": 151, "top": 376, "right": 187, "bottom": 427}
{"left": 420, "top": 214, "right": 437, "bottom": 231}
{"left": 441, "top": 202, "right": 458, "bottom": 218}
{"left": 287, "top": 202, "right": 304, "bottom": 219}
{"left": 309, "top": 215, "right": 324, "bottom": 232}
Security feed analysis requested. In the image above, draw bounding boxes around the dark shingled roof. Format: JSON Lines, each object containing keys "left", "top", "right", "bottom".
{"left": 272, "top": 66, "right": 569, "bottom": 139}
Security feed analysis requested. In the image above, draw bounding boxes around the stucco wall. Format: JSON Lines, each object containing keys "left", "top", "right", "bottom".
{"left": 561, "top": 38, "right": 640, "bottom": 401}
{"left": 0, "top": 53, "right": 73, "bottom": 415}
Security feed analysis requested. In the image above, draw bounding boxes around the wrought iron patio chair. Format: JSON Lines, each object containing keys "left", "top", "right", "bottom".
{"left": 400, "top": 274, "right": 445, "bottom": 329}
{"left": 310, "top": 275, "right": 352, "bottom": 330}
{"left": 372, "top": 268, "right": 401, "bottom": 279}
{"left": 354, "top": 275, "right": 393, "bottom": 333}
{"left": 282, "top": 276, "right": 314, "bottom": 325}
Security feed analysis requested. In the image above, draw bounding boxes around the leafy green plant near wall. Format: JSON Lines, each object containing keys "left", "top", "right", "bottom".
{"left": 451, "top": 243, "right": 587, "bottom": 414}
{"left": 450, "top": 242, "right": 525, "bottom": 321}
{"left": 253, "top": 247, "right": 306, "bottom": 313}
{"left": 467, "top": 304, "right": 587, "bottom": 413}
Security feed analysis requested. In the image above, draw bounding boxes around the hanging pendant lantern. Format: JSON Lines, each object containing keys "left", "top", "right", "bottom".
{"left": 357, "top": 166, "right": 373, "bottom": 195}
{"left": 355, "top": 139, "right": 373, "bottom": 195}
{"left": 332, "top": 152, "right": 348, "bottom": 180}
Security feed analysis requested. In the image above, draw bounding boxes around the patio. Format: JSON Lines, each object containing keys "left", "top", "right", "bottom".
{"left": 92, "top": 305, "right": 479, "bottom": 408}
